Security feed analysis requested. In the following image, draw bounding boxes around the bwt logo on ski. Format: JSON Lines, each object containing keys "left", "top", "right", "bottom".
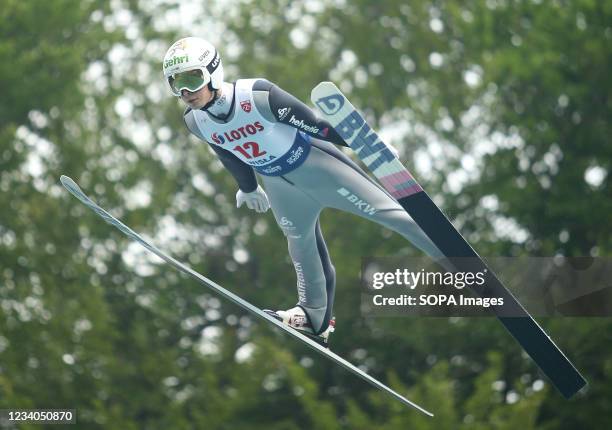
{"left": 339, "top": 111, "right": 395, "bottom": 172}
{"left": 314, "top": 94, "right": 344, "bottom": 115}
{"left": 337, "top": 188, "right": 378, "bottom": 215}
{"left": 315, "top": 92, "right": 395, "bottom": 172}
{"left": 211, "top": 121, "right": 264, "bottom": 144}
{"left": 288, "top": 115, "right": 319, "bottom": 134}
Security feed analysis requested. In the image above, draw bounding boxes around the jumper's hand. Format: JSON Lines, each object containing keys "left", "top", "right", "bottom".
{"left": 236, "top": 185, "right": 270, "bottom": 213}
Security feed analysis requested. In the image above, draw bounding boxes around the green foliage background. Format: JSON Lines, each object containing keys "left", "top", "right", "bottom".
{"left": 0, "top": 1, "right": 610, "bottom": 429}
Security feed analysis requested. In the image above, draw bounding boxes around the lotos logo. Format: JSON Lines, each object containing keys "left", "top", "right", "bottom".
{"left": 164, "top": 55, "right": 189, "bottom": 69}
{"left": 211, "top": 121, "right": 264, "bottom": 145}
{"left": 211, "top": 132, "right": 225, "bottom": 144}
{"left": 240, "top": 100, "right": 252, "bottom": 112}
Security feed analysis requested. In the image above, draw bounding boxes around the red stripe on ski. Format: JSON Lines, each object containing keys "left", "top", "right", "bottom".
{"left": 379, "top": 171, "right": 423, "bottom": 198}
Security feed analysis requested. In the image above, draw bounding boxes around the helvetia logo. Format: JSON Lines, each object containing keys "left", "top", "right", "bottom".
{"left": 211, "top": 122, "right": 264, "bottom": 145}
{"left": 288, "top": 115, "right": 319, "bottom": 134}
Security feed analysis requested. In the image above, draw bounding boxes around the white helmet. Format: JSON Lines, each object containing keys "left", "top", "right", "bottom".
{"left": 162, "top": 37, "right": 224, "bottom": 96}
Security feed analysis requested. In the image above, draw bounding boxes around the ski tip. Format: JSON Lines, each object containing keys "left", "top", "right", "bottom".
{"left": 411, "top": 403, "right": 434, "bottom": 417}
{"left": 59, "top": 175, "right": 82, "bottom": 195}
{"left": 60, "top": 174, "right": 73, "bottom": 186}
{"left": 398, "top": 395, "right": 434, "bottom": 417}
{"left": 397, "top": 394, "right": 434, "bottom": 417}
{"left": 311, "top": 81, "right": 338, "bottom": 96}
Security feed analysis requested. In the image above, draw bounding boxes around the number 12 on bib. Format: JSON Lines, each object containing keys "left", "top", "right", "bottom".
{"left": 311, "top": 82, "right": 586, "bottom": 399}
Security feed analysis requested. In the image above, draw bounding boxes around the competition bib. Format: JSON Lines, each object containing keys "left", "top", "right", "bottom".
{"left": 188, "top": 79, "right": 309, "bottom": 175}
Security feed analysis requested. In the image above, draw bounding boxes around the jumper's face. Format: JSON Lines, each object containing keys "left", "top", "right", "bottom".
{"left": 180, "top": 85, "right": 214, "bottom": 109}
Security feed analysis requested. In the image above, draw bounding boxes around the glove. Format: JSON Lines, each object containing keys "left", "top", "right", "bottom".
{"left": 236, "top": 185, "right": 270, "bottom": 213}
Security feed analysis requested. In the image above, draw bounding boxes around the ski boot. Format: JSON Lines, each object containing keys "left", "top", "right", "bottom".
{"left": 264, "top": 306, "right": 336, "bottom": 348}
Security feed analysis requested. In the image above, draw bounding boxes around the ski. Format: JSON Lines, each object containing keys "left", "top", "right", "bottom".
{"left": 59, "top": 175, "right": 433, "bottom": 417}
{"left": 311, "top": 82, "right": 587, "bottom": 399}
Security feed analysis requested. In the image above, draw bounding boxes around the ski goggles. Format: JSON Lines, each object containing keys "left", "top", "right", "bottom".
{"left": 167, "top": 68, "right": 211, "bottom": 96}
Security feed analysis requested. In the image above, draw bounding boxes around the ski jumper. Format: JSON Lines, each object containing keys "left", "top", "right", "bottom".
{"left": 183, "top": 79, "right": 444, "bottom": 334}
